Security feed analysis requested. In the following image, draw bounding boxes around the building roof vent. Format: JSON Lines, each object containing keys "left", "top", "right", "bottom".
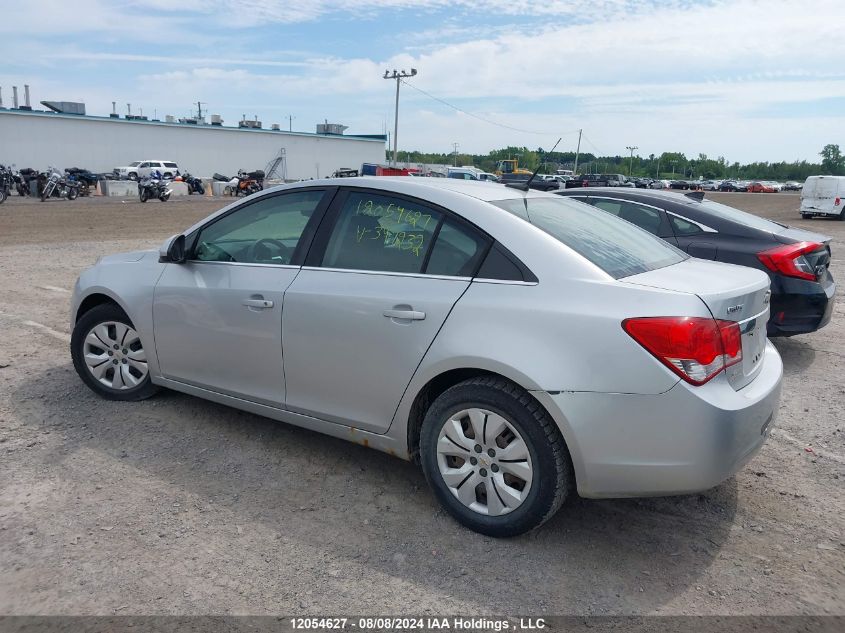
{"left": 317, "top": 121, "right": 348, "bottom": 135}
{"left": 40, "top": 100, "right": 86, "bottom": 115}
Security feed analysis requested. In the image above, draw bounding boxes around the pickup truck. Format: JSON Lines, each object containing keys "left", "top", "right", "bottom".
{"left": 564, "top": 173, "right": 635, "bottom": 188}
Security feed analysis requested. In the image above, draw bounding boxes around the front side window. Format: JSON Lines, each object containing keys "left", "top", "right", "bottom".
{"left": 491, "top": 196, "right": 686, "bottom": 279}
{"left": 322, "top": 192, "right": 443, "bottom": 274}
{"left": 193, "top": 190, "right": 324, "bottom": 264}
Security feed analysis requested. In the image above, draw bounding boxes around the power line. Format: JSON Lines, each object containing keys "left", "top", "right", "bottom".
{"left": 401, "top": 79, "right": 581, "bottom": 138}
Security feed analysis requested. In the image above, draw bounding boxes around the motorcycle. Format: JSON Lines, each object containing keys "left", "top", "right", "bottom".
{"left": 64, "top": 167, "right": 99, "bottom": 197}
{"left": 182, "top": 172, "right": 205, "bottom": 195}
{"left": 0, "top": 164, "right": 11, "bottom": 204}
{"left": 39, "top": 167, "right": 80, "bottom": 202}
{"left": 138, "top": 171, "right": 172, "bottom": 202}
{"left": 223, "top": 169, "right": 264, "bottom": 197}
{"left": 14, "top": 167, "right": 37, "bottom": 197}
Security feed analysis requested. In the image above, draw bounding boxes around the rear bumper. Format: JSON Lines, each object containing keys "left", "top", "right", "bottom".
{"left": 768, "top": 274, "right": 835, "bottom": 336}
{"left": 535, "top": 341, "right": 782, "bottom": 498}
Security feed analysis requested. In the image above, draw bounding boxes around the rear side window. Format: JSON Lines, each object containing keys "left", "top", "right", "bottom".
{"left": 491, "top": 197, "right": 686, "bottom": 279}
{"left": 322, "top": 192, "right": 443, "bottom": 274}
{"left": 425, "top": 218, "right": 489, "bottom": 277}
{"left": 590, "top": 199, "right": 665, "bottom": 236}
{"left": 669, "top": 215, "right": 701, "bottom": 236}
{"left": 164, "top": 162, "right": 178, "bottom": 168}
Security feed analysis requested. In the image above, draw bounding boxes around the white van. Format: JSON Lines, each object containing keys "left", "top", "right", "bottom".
{"left": 800, "top": 175, "right": 845, "bottom": 219}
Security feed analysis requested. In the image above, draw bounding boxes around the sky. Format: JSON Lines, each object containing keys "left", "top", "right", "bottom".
{"left": 1, "top": 0, "right": 843, "bottom": 163}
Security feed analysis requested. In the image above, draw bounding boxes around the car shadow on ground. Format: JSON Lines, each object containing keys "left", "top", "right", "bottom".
{"left": 10, "top": 365, "right": 739, "bottom": 613}
{"left": 771, "top": 337, "right": 816, "bottom": 376}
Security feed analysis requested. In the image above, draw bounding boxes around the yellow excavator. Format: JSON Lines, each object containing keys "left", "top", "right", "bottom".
{"left": 495, "top": 159, "right": 532, "bottom": 177}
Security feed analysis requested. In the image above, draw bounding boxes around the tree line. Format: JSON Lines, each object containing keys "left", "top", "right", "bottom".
{"left": 388, "top": 144, "right": 845, "bottom": 180}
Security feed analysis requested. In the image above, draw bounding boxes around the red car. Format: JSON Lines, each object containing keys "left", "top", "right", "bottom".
{"left": 748, "top": 181, "right": 777, "bottom": 193}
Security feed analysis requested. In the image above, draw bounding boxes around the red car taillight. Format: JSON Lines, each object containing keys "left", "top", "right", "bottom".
{"left": 622, "top": 316, "right": 742, "bottom": 386}
{"left": 835, "top": 197, "right": 841, "bottom": 206}
{"left": 756, "top": 241, "right": 821, "bottom": 281}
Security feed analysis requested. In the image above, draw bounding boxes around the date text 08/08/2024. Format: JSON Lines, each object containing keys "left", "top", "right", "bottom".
{"left": 289, "top": 617, "right": 548, "bottom": 630}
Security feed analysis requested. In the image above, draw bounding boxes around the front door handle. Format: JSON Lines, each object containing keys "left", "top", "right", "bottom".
{"left": 383, "top": 308, "right": 425, "bottom": 321}
{"left": 243, "top": 298, "right": 274, "bottom": 309}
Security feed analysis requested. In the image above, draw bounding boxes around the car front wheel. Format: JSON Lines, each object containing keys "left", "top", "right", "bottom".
{"left": 420, "top": 376, "right": 572, "bottom": 537}
{"left": 71, "top": 304, "right": 158, "bottom": 401}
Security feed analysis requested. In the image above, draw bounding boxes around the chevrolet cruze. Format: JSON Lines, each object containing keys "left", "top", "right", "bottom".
{"left": 71, "top": 178, "right": 782, "bottom": 536}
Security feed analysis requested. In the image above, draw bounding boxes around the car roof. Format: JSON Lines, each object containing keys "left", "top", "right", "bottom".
{"left": 290, "top": 175, "right": 556, "bottom": 203}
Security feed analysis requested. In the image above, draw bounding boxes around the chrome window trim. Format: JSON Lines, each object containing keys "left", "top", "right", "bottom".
{"left": 300, "top": 265, "right": 471, "bottom": 282}
{"left": 186, "top": 260, "right": 301, "bottom": 270}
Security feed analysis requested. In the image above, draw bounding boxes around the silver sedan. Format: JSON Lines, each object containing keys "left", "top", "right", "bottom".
{"left": 71, "top": 178, "right": 782, "bottom": 536}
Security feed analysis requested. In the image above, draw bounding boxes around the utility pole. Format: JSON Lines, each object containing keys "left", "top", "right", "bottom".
{"left": 656, "top": 156, "right": 661, "bottom": 179}
{"left": 452, "top": 142, "right": 459, "bottom": 166}
{"left": 625, "top": 146, "right": 638, "bottom": 177}
{"left": 287, "top": 115, "right": 295, "bottom": 132}
{"left": 196, "top": 101, "right": 206, "bottom": 121}
{"left": 383, "top": 68, "right": 417, "bottom": 166}
{"left": 671, "top": 160, "right": 678, "bottom": 177}
{"left": 573, "top": 129, "right": 582, "bottom": 175}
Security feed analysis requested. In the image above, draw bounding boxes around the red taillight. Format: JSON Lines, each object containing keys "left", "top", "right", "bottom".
{"left": 835, "top": 197, "right": 841, "bottom": 206}
{"left": 622, "top": 316, "right": 742, "bottom": 386}
{"left": 757, "top": 241, "right": 820, "bottom": 281}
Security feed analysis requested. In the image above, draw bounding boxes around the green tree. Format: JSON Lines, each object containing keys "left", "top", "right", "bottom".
{"left": 820, "top": 144, "right": 844, "bottom": 175}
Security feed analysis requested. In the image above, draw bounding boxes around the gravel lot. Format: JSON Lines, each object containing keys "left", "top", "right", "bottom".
{"left": 0, "top": 191, "right": 842, "bottom": 616}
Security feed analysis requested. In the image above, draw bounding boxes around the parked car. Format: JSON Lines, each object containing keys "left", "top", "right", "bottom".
{"left": 783, "top": 181, "right": 802, "bottom": 191}
{"left": 555, "top": 188, "right": 835, "bottom": 336}
{"left": 748, "top": 181, "right": 777, "bottom": 193}
{"left": 114, "top": 160, "right": 180, "bottom": 181}
{"left": 719, "top": 180, "right": 746, "bottom": 192}
{"left": 565, "top": 173, "right": 634, "bottom": 188}
{"left": 70, "top": 178, "right": 782, "bottom": 537}
{"left": 800, "top": 175, "right": 845, "bottom": 220}
{"left": 669, "top": 180, "right": 692, "bottom": 190}
{"left": 698, "top": 180, "right": 721, "bottom": 191}
{"left": 649, "top": 179, "right": 671, "bottom": 189}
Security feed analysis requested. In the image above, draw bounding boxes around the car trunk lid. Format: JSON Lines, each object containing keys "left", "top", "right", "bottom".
{"left": 622, "top": 259, "right": 770, "bottom": 390}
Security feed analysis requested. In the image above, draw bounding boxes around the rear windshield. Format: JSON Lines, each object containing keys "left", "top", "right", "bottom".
{"left": 685, "top": 199, "right": 787, "bottom": 232}
{"left": 490, "top": 197, "right": 687, "bottom": 279}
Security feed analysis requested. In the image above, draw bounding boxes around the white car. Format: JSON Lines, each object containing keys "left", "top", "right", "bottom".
{"left": 114, "top": 160, "right": 180, "bottom": 181}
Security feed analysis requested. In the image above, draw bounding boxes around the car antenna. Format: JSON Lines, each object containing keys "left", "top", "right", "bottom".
{"left": 506, "top": 137, "right": 562, "bottom": 192}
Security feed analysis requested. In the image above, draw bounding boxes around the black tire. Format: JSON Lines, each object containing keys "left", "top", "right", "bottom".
{"left": 801, "top": 213, "right": 811, "bottom": 220}
{"left": 0, "top": 188, "right": 6, "bottom": 204}
{"left": 419, "top": 376, "right": 573, "bottom": 537}
{"left": 40, "top": 189, "right": 49, "bottom": 202}
{"left": 197, "top": 183, "right": 205, "bottom": 195}
{"left": 71, "top": 303, "right": 158, "bottom": 402}
{"left": 67, "top": 187, "right": 78, "bottom": 201}
{"left": 139, "top": 189, "right": 148, "bottom": 203}
{"left": 840, "top": 209, "right": 845, "bottom": 221}
{"left": 128, "top": 172, "right": 138, "bottom": 181}
{"left": 159, "top": 192, "right": 170, "bottom": 202}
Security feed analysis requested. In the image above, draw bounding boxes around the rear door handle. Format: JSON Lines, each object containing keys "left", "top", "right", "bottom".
{"left": 243, "top": 298, "right": 274, "bottom": 309}
{"left": 383, "top": 309, "right": 426, "bottom": 321}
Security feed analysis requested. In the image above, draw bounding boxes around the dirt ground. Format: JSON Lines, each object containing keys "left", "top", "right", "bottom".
{"left": 0, "top": 191, "right": 842, "bottom": 616}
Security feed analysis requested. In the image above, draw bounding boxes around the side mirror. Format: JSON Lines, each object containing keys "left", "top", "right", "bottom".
{"left": 159, "top": 234, "right": 187, "bottom": 263}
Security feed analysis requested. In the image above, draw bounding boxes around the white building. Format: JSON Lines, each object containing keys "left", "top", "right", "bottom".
{"left": 0, "top": 109, "right": 386, "bottom": 180}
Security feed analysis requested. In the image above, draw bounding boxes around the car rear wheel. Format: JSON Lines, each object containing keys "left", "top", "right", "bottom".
{"left": 71, "top": 304, "right": 158, "bottom": 401}
{"left": 420, "top": 376, "right": 572, "bottom": 537}
{"left": 128, "top": 172, "right": 138, "bottom": 181}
